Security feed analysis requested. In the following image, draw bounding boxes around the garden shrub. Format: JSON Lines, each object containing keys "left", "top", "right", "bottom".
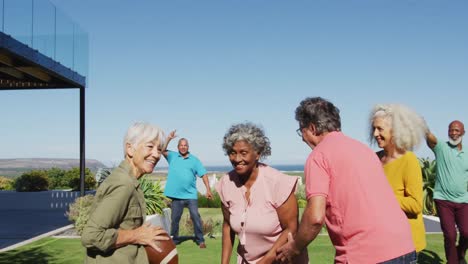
{"left": 198, "top": 188, "right": 222, "bottom": 208}
{"left": 139, "top": 176, "right": 169, "bottom": 215}
{"left": 15, "top": 170, "right": 49, "bottom": 192}
{"left": 67, "top": 194, "right": 95, "bottom": 236}
{"left": 420, "top": 158, "right": 437, "bottom": 215}
{"left": 180, "top": 214, "right": 195, "bottom": 235}
{"left": 47, "top": 167, "right": 67, "bottom": 189}
{"left": 295, "top": 183, "right": 306, "bottom": 201}
{"left": 0, "top": 176, "right": 14, "bottom": 190}
{"left": 180, "top": 215, "right": 221, "bottom": 236}
{"left": 65, "top": 167, "right": 96, "bottom": 191}
{"left": 298, "top": 199, "right": 307, "bottom": 208}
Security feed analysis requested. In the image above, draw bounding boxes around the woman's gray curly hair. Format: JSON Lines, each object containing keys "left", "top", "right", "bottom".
{"left": 222, "top": 122, "right": 271, "bottom": 160}
{"left": 369, "top": 103, "right": 428, "bottom": 151}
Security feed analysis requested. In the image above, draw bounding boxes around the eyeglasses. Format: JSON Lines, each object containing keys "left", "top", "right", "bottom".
{"left": 296, "top": 128, "right": 303, "bottom": 137}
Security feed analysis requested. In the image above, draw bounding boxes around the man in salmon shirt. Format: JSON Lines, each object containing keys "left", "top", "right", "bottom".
{"left": 277, "top": 97, "right": 416, "bottom": 264}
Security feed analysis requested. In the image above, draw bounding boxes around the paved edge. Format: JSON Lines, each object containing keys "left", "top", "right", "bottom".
{"left": 0, "top": 224, "right": 74, "bottom": 252}
{"left": 423, "top": 215, "right": 440, "bottom": 222}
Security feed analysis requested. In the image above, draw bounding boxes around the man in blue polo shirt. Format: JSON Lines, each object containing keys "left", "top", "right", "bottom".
{"left": 163, "top": 130, "right": 213, "bottom": 249}
{"left": 426, "top": 120, "right": 468, "bottom": 264}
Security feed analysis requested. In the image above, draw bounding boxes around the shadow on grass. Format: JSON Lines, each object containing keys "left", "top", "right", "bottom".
{"left": 176, "top": 235, "right": 197, "bottom": 245}
{"left": 418, "top": 249, "right": 444, "bottom": 264}
{"left": 0, "top": 247, "right": 51, "bottom": 264}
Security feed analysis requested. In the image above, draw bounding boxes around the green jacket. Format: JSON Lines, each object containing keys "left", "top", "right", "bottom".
{"left": 81, "top": 160, "right": 148, "bottom": 264}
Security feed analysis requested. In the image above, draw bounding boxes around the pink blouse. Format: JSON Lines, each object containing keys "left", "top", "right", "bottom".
{"left": 215, "top": 164, "right": 301, "bottom": 263}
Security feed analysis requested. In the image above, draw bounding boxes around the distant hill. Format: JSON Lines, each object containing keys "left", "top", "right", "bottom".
{"left": 0, "top": 158, "right": 106, "bottom": 177}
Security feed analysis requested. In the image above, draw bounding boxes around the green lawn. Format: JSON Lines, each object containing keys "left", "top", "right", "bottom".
{"left": 0, "top": 208, "right": 447, "bottom": 264}
{"left": 0, "top": 234, "right": 446, "bottom": 263}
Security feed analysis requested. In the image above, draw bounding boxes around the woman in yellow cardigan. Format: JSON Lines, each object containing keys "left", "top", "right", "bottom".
{"left": 370, "top": 103, "right": 427, "bottom": 254}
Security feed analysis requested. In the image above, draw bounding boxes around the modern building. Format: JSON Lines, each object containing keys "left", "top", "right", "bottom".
{"left": 0, "top": 0, "right": 88, "bottom": 194}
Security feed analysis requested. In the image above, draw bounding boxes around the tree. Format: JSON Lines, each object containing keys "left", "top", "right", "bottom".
{"left": 47, "top": 167, "right": 67, "bottom": 189}
{"left": 15, "top": 170, "right": 49, "bottom": 192}
{"left": 64, "top": 167, "right": 96, "bottom": 191}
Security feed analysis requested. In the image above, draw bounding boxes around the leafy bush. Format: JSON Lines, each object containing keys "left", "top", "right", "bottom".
{"left": 15, "top": 170, "right": 49, "bottom": 192}
{"left": 295, "top": 183, "right": 306, "bottom": 201}
{"left": 0, "top": 176, "right": 14, "bottom": 190}
{"left": 46, "top": 168, "right": 70, "bottom": 190}
{"left": 66, "top": 176, "right": 168, "bottom": 236}
{"left": 298, "top": 199, "right": 307, "bottom": 208}
{"left": 198, "top": 188, "right": 222, "bottom": 208}
{"left": 47, "top": 167, "right": 67, "bottom": 189}
{"left": 67, "top": 194, "right": 95, "bottom": 236}
{"left": 139, "top": 176, "right": 169, "bottom": 215}
{"left": 65, "top": 167, "right": 96, "bottom": 191}
{"left": 180, "top": 214, "right": 195, "bottom": 235}
{"left": 180, "top": 215, "right": 221, "bottom": 236}
{"left": 420, "top": 157, "right": 437, "bottom": 216}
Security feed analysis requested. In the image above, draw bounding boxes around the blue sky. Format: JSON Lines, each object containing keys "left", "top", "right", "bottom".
{"left": 1, "top": 0, "right": 467, "bottom": 168}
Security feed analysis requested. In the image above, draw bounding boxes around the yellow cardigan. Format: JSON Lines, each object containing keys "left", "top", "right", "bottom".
{"left": 383, "top": 151, "right": 427, "bottom": 252}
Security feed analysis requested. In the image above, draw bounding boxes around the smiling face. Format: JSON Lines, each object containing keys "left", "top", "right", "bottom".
{"left": 228, "top": 140, "right": 260, "bottom": 177}
{"left": 177, "top": 139, "right": 189, "bottom": 157}
{"left": 127, "top": 139, "right": 162, "bottom": 178}
{"left": 372, "top": 116, "right": 394, "bottom": 150}
{"left": 448, "top": 121, "right": 465, "bottom": 146}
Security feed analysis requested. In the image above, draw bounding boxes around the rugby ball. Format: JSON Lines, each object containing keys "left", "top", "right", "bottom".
{"left": 145, "top": 234, "right": 178, "bottom": 264}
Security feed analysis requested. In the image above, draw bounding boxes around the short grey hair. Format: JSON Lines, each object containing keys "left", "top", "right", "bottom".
{"left": 295, "top": 97, "right": 341, "bottom": 135}
{"left": 222, "top": 122, "right": 271, "bottom": 160}
{"left": 123, "top": 122, "right": 165, "bottom": 157}
{"left": 369, "top": 104, "right": 428, "bottom": 151}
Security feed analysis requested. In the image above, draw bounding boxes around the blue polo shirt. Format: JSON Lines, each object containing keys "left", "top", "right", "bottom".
{"left": 432, "top": 141, "right": 468, "bottom": 203}
{"left": 164, "top": 150, "right": 207, "bottom": 199}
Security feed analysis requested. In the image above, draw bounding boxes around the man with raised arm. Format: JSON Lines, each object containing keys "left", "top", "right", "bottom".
{"left": 426, "top": 120, "right": 468, "bottom": 264}
{"left": 162, "top": 130, "right": 213, "bottom": 249}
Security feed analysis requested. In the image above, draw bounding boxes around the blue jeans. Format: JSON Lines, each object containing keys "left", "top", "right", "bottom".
{"left": 170, "top": 198, "right": 204, "bottom": 244}
{"left": 379, "top": 251, "right": 417, "bottom": 264}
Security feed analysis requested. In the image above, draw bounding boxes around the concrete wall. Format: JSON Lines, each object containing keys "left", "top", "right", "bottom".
{"left": 0, "top": 190, "right": 92, "bottom": 211}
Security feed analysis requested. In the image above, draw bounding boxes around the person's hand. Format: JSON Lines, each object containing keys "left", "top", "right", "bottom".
{"left": 134, "top": 222, "right": 169, "bottom": 252}
{"left": 167, "top": 130, "right": 177, "bottom": 141}
{"left": 421, "top": 117, "right": 430, "bottom": 135}
{"left": 276, "top": 233, "right": 300, "bottom": 263}
{"left": 206, "top": 189, "right": 213, "bottom": 200}
{"left": 256, "top": 252, "right": 276, "bottom": 264}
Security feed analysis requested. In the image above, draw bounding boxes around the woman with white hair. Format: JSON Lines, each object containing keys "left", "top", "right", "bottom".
{"left": 81, "top": 122, "right": 169, "bottom": 264}
{"left": 370, "top": 104, "right": 427, "bottom": 254}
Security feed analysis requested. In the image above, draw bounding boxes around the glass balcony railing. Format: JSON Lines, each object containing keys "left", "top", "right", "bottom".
{"left": 0, "top": 0, "right": 88, "bottom": 80}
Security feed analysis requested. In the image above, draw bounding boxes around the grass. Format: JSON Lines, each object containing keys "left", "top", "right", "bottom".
{"left": 0, "top": 237, "right": 85, "bottom": 264}
{"left": 0, "top": 234, "right": 446, "bottom": 263}
{"left": 0, "top": 207, "right": 448, "bottom": 263}
{"left": 0, "top": 233, "right": 447, "bottom": 264}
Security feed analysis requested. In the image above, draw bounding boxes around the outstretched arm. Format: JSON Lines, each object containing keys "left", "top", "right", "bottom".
{"left": 162, "top": 130, "right": 177, "bottom": 158}
{"left": 202, "top": 175, "right": 213, "bottom": 199}
{"left": 426, "top": 130, "right": 437, "bottom": 149}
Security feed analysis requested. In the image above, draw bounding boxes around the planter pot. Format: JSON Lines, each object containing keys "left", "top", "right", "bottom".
{"left": 146, "top": 208, "right": 172, "bottom": 233}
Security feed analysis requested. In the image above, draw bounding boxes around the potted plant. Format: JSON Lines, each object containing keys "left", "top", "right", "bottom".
{"left": 139, "top": 176, "right": 171, "bottom": 232}
{"left": 419, "top": 158, "right": 437, "bottom": 216}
